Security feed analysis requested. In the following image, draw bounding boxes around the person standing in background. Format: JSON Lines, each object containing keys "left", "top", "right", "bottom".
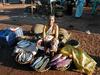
{"left": 58, "top": 0, "right": 65, "bottom": 5}
{"left": 65, "top": 0, "right": 75, "bottom": 15}
{"left": 2, "top": 0, "right": 6, "bottom": 5}
{"left": 20, "top": 0, "right": 25, "bottom": 4}
{"left": 2, "top": 0, "right": 9, "bottom": 5}
{"left": 75, "top": 0, "right": 86, "bottom": 18}
{"left": 91, "top": 0, "right": 99, "bottom": 15}
{"left": 86, "top": 0, "right": 90, "bottom": 7}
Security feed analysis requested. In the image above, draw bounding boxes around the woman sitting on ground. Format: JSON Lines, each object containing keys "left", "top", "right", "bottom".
{"left": 42, "top": 15, "right": 59, "bottom": 56}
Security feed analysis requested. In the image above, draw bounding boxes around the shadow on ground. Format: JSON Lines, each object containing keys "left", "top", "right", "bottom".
{"left": 0, "top": 46, "right": 34, "bottom": 71}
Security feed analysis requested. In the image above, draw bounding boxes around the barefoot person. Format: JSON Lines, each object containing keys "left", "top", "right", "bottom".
{"left": 43, "top": 15, "right": 59, "bottom": 56}
{"left": 91, "top": 0, "right": 99, "bottom": 15}
{"left": 75, "top": 0, "right": 86, "bottom": 18}
{"left": 37, "top": 15, "right": 59, "bottom": 56}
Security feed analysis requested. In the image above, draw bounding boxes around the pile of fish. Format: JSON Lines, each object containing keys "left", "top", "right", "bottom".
{"left": 0, "top": 27, "right": 97, "bottom": 75}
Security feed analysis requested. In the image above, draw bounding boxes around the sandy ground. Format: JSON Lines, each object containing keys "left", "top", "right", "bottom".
{"left": 0, "top": 4, "right": 100, "bottom": 75}
{"left": 0, "top": 4, "right": 100, "bottom": 33}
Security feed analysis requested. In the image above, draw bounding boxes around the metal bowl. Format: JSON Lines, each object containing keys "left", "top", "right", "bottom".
{"left": 67, "top": 39, "right": 80, "bottom": 48}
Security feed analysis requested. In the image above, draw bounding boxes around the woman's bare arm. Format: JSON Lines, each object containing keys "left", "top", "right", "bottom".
{"left": 55, "top": 24, "right": 59, "bottom": 39}
{"left": 43, "top": 25, "right": 46, "bottom": 38}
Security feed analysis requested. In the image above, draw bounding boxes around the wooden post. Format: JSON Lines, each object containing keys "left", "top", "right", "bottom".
{"left": 31, "top": 0, "right": 33, "bottom": 15}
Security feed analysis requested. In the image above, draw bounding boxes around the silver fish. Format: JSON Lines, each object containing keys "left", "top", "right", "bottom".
{"left": 50, "top": 56, "right": 66, "bottom": 66}
{"left": 56, "top": 59, "right": 72, "bottom": 68}
{"left": 39, "top": 58, "right": 50, "bottom": 71}
{"left": 51, "top": 54, "right": 62, "bottom": 62}
{"left": 35, "top": 56, "right": 47, "bottom": 69}
{"left": 31, "top": 56, "right": 43, "bottom": 67}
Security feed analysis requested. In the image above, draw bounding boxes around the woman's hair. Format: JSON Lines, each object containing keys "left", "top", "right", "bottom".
{"left": 48, "top": 15, "right": 56, "bottom": 25}
{"left": 49, "top": 15, "right": 55, "bottom": 19}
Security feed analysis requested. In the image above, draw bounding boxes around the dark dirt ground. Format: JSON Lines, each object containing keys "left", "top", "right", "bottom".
{"left": 0, "top": 4, "right": 100, "bottom": 75}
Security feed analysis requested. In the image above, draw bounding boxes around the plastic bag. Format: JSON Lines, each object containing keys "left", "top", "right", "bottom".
{"left": 72, "top": 48, "right": 97, "bottom": 75}
{"left": 60, "top": 45, "right": 97, "bottom": 75}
